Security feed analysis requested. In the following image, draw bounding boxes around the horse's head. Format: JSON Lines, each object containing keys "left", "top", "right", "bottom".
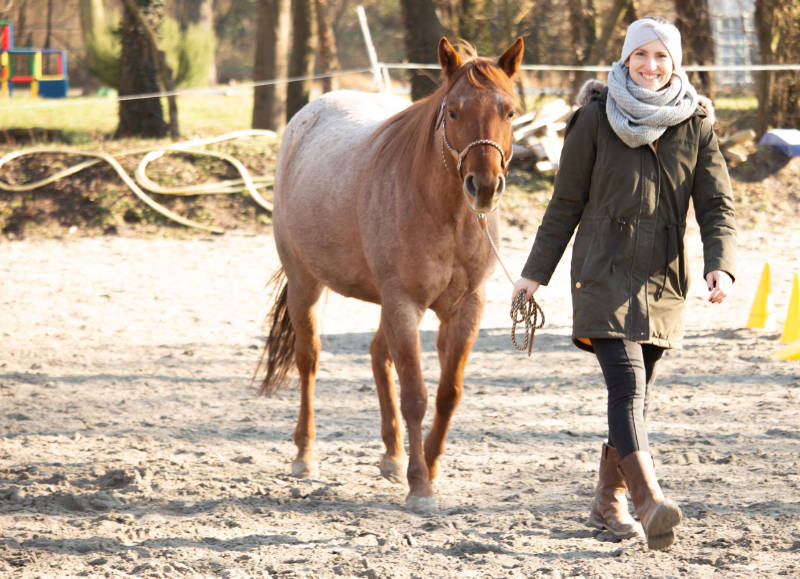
{"left": 437, "top": 37, "right": 523, "bottom": 214}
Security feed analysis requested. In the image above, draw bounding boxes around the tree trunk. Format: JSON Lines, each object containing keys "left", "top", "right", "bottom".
{"left": 674, "top": 0, "right": 714, "bottom": 96}
{"left": 458, "top": 0, "right": 483, "bottom": 48}
{"left": 399, "top": 0, "right": 445, "bottom": 100}
{"left": 314, "top": 0, "right": 339, "bottom": 93}
{"left": 15, "top": 0, "right": 30, "bottom": 46}
{"left": 754, "top": 0, "right": 800, "bottom": 137}
{"left": 116, "top": 0, "right": 170, "bottom": 139}
{"left": 286, "top": 0, "right": 315, "bottom": 121}
{"left": 569, "top": 0, "right": 628, "bottom": 102}
{"left": 252, "top": 0, "right": 290, "bottom": 131}
{"left": 567, "top": 0, "right": 594, "bottom": 64}
{"left": 44, "top": 0, "right": 53, "bottom": 48}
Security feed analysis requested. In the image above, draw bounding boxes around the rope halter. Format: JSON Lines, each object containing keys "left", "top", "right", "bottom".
{"left": 436, "top": 97, "right": 513, "bottom": 179}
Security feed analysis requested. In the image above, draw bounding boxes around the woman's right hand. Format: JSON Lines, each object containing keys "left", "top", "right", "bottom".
{"left": 512, "top": 277, "right": 541, "bottom": 302}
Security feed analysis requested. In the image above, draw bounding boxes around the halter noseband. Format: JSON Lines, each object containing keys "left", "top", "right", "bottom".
{"left": 436, "top": 97, "right": 513, "bottom": 178}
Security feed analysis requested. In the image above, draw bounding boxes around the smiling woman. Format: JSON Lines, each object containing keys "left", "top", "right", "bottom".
{"left": 512, "top": 15, "right": 737, "bottom": 552}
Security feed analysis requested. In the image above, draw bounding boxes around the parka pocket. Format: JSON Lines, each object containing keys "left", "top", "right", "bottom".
{"left": 574, "top": 217, "right": 628, "bottom": 286}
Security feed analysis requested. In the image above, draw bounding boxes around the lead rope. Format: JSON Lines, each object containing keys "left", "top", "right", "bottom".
{"left": 476, "top": 213, "right": 545, "bottom": 356}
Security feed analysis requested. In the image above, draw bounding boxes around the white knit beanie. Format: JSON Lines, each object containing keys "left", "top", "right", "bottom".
{"left": 620, "top": 18, "right": 683, "bottom": 70}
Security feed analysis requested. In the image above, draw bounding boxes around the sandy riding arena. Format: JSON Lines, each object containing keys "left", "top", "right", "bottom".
{"left": 1, "top": 218, "right": 799, "bottom": 577}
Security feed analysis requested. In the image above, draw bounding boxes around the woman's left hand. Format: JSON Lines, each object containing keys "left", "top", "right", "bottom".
{"left": 706, "top": 270, "right": 733, "bottom": 304}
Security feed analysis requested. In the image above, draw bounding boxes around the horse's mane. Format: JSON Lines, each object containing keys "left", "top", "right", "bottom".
{"left": 368, "top": 51, "right": 516, "bottom": 187}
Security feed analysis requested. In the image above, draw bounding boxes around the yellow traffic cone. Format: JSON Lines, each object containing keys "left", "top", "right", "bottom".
{"left": 780, "top": 273, "right": 799, "bottom": 343}
{"left": 771, "top": 338, "right": 800, "bottom": 361}
{"left": 746, "top": 263, "right": 771, "bottom": 329}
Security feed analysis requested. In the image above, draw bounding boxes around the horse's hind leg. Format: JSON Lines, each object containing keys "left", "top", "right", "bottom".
{"left": 370, "top": 324, "right": 406, "bottom": 483}
{"left": 286, "top": 275, "right": 324, "bottom": 478}
{"left": 425, "top": 290, "right": 484, "bottom": 482}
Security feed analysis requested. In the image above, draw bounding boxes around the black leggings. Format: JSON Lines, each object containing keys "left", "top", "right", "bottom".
{"left": 592, "top": 338, "right": 665, "bottom": 460}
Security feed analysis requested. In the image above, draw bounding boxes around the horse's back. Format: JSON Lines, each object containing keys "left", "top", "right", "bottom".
{"left": 277, "top": 90, "right": 408, "bottom": 179}
{"left": 295, "top": 89, "right": 409, "bottom": 128}
{"left": 275, "top": 91, "right": 408, "bottom": 208}
{"left": 273, "top": 91, "right": 409, "bottom": 299}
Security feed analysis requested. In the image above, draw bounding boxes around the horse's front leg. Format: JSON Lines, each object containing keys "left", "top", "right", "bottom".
{"left": 379, "top": 294, "right": 434, "bottom": 512}
{"left": 426, "top": 290, "right": 484, "bottom": 482}
{"left": 370, "top": 324, "right": 406, "bottom": 483}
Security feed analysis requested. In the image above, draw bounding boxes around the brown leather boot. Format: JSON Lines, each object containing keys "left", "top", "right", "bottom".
{"left": 619, "top": 450, "right": 682, "bottom": 550}
{"left": 588, "top": 444, "right": 643, "bottom": 538}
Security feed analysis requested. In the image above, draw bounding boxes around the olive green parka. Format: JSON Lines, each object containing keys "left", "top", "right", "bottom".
{"left": 521, "top": 82, "right": 737, "bottom": 351}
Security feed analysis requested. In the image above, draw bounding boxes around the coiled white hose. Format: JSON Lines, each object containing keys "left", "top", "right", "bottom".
{"left": 0, "top": 129, "right": 278, "bottom": 234}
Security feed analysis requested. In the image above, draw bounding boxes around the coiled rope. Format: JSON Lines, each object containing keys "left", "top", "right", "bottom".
{"left": 510, "top": 288, "right": 545, "bottom": 356}
{"left": 476, "top": 213, "right": 545, "bottom": 356}
{"left": 0, "top": 129, "right": 277, "bottom": 234}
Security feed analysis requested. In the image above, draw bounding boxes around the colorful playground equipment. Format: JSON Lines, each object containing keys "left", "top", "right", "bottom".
{"left": 1, "top": 20, "right": 69, "bottom": 98}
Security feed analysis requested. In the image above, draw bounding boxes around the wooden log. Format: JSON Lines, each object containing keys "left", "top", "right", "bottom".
{"left": 513, "top": 99, "right": 573, "bottom": 141}
{"left": 718, "top": 129, "right": 756, "bottom": 149}
{"left": 721, "top": 147, "right": 748, "bottom": 164}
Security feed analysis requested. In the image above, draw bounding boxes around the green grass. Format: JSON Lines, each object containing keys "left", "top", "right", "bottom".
{"left": 1, "top": 87, "right": 760, "bottom": 139}
{"left": 0, "top": 90, "right": 256, "bottom": 141}
{"left": 713, "top": 94, "right": 759, "bottom": 132}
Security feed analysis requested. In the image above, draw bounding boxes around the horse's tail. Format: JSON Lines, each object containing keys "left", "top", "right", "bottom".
{"left": 253, "top": 269, "right": 296, "bottom": 396}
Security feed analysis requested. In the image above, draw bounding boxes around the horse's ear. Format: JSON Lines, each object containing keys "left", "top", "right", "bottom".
{"left": 438, "top": 37, "right": 462, "bottom": 78}
{"left": 497, "top": 37, "right": 524, "bottom": 78}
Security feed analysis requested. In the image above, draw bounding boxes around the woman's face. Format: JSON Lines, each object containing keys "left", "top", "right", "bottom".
{"left": 626, "top": 39, "right": 674, "bottom": 91}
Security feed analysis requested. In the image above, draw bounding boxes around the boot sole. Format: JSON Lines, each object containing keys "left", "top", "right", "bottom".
{"left": 588, "top": 511, "right": 643, "bottom": 539}
{"left": 646, "top": 501, "right": 682, "bottom": 550}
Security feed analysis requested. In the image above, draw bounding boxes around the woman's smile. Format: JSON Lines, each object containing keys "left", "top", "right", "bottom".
{"left": 626, "top": 39, "right": 673, "bottom": 91}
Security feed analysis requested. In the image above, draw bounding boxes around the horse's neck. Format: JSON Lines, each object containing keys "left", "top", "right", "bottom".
{"left": 404, "top": 167, "right": 496, "bottom": 251}
{"left": 370, "top": 123, "right": 487, "bottom": 242}
{"left": 412, "top": 134, "right": 473, "bottom": 223}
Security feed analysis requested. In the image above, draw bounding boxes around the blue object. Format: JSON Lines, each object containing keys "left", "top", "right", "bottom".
{"left": 38, "top": 78, "right": 68, "bottom": 98}
{"left": 759, "top": 129, "right": 800, "bottom": 157}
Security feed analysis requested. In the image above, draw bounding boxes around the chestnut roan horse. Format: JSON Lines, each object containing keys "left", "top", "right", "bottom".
{"left": 256, "top": 37, "right": 523, "bottom": 512}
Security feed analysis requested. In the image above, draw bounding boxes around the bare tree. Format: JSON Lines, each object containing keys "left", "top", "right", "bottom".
{"left": 43, "top": 0, "right": 53, "bottom": 47}
{"left": 458, "top": 0, "right": 484, "bottom": 47}
{"left": 399, "top": 0, "right": 444, "bottom": 100}
{"left": 674, "top": 0, "right": 714, "bottom": 96}
{"left": 754, "top": 0, "right": 800, "bottom": 136}
{"left": 252, "top": 0, "right": 290, "bottom": 131}
{"left": 116, "top": 0, "right": 174, "bottom": 139}
{"left": 286, "top": 0, "right": 315, "bottom": 120}
{"left": 568, "top": 0, "right": 633, "bottom": 101}
{"left": 314, "top": 0, "right": 339, "bottom": 93}
{"left": 14, "top": 0, "right": 29, "bottom": 45}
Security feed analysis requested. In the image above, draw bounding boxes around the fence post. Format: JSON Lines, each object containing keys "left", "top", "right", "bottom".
{"left": 356, "top": 5, "right": 385, "bottom": 92}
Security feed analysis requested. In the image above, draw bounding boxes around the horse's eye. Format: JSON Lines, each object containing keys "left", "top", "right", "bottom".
{"left": 506, "top": 110, "right": 515, "bottom": 120}
{"left": 448, "top": 110, "right": 457, "bottom": 121}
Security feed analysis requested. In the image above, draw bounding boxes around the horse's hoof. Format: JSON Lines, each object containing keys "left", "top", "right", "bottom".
{"left": 379, "top": 456, "right": 405, "bottom": 483}
{"left": 406, "top": 495, "right": 438, "bottom": 514}
{"left": 291, "top": 460, "right": 319, "bottom": 479}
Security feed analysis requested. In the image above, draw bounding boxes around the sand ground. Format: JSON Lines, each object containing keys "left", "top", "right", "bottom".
{"left": 1, "top": 222, "right": 799, "bottom": 578}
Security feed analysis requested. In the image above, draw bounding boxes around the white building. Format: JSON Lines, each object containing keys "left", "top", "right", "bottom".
{"left": 708, "top": 0, "right": 759, "bottom": 87}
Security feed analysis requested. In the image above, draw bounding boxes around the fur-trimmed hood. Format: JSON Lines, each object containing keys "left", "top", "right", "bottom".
{"left": 575, "top": 78, "right": 716, "bottom": 125}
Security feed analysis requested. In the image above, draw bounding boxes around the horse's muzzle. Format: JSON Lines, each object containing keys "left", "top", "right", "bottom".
{"left": 463, "top": 171, "right": 506, "bottom": 213}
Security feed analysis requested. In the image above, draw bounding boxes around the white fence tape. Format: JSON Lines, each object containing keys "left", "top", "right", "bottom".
{"left": 1, "top": 62, "right": 798, "bottom": 111}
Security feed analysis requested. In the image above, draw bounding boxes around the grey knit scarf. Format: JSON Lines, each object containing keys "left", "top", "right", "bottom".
{"left": 606, "top": 60, "right": 699, "bottom": 148}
